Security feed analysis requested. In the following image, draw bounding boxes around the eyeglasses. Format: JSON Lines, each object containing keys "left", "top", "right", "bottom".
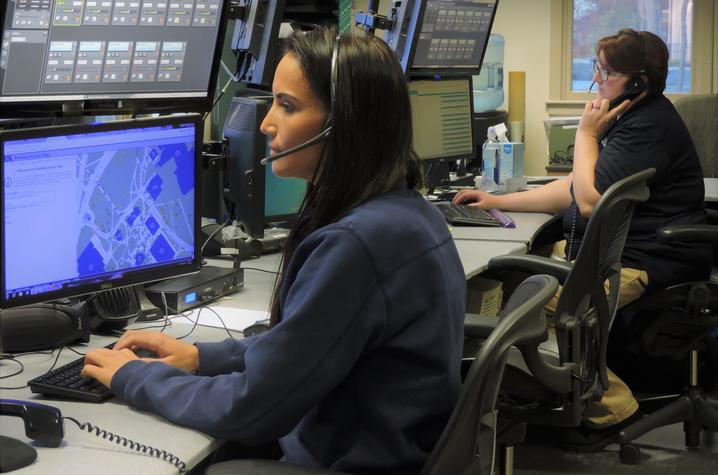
{"left": 592, "top": 59, "right": 627, "bottom": 81}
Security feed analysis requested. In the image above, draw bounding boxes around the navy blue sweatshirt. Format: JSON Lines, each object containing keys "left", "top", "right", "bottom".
{"left": 112, "top": 186, "right": 466, "bottom": 473}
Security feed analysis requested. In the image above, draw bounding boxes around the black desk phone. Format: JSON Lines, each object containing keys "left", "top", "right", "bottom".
{"left": 609, "top": 76, "right": 646, "bottom": 110}
{"left": 0, "top": 399, "right": 187, "bottom": 472}
{"left": 0, "top": 399, "right": 64, "bottom": 447}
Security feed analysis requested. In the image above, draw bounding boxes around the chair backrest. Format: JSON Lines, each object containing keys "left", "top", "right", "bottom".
{"left": 549, "top": 168, "right": 653, "bottom": 425}
{"left": 422, "top": 274, "right": 558, "bottom": 475}
{"left": 673, "top": 94, "right": 718, "bottom": 178}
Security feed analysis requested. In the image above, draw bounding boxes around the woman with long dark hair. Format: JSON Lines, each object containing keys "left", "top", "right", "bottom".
{"left": 83, "top": 27, "right": 466, "bottom": 473}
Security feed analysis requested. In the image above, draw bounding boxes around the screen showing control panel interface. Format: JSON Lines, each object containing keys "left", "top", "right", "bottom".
{"left": 1, "top": 0, "right": 228, "bottom": 114}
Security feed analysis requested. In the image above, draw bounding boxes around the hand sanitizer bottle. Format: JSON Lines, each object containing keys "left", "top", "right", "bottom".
{"left": 481, "top": 126, "right": 499, "bottom": 192}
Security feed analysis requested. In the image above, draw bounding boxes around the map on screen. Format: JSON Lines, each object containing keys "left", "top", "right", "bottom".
{"left": 2, "top": 122, "right": 196, "bottom": 299}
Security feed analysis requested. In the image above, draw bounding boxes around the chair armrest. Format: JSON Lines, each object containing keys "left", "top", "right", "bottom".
{"left": 658, "top": 224, "right": 718, "bottom": 245}
{"left": 488, "top": 255, "right": 572, "bottom": 283}
{"left": 464, "top": 313, "right": 499, "bottom": 339}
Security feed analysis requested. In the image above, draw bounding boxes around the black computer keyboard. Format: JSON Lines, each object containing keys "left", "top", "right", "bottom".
{"left": 434, "top": 202, "right": 502, "bottom": 227}
{"left": 28, "top": 344, "right": 114, "bottom": 402}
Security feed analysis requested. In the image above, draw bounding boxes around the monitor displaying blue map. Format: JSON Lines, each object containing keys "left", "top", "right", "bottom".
{"left": 1, "top": 117, "right": 200, "bottom": 307}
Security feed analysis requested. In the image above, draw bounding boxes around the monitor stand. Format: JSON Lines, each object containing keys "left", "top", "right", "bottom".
{"left": 450, "top": 172, "right": 476, "bottom": 187}
{"left": 200, "top": 224, "right": 262, "bottom": 261}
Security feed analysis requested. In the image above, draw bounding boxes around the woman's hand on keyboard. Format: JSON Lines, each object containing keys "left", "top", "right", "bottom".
{"left": 114, "top": 331, "right": 200, "bottom": 374}
{"left": 452, "top": 189, "right": 497, "bottom": 210}
{"left": 82, "top": 347, "right": 141, "bottom": 388}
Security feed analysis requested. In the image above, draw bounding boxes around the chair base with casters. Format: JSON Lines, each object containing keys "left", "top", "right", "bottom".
{"left": 616, "top": 349, "right": 718, "bottom": 464}
{"left": 613, "top": 283, "right": 718, "bottom": 464}
{"left": 204, "top": 275, "right": 559, "bottom": 475}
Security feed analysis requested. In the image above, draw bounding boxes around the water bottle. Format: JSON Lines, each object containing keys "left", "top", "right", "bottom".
{"left": 481, "top": 127, "right": 500, "bottom": 192}
{"left": 473, "top": 34, "right": 505, "bottom": 112}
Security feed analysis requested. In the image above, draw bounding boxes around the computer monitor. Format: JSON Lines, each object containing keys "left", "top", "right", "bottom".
{"left": 218, "top": 93, "right": 305, "bottom": 239}
{"left": 409, "top": 78, "right": 474, "bottom": 160}
{"left": 409, "top": 77, "right": 475, "bottom": 189}
{"left": 230, "top": 0, "right": 286, "bottom": 87}
{"left": 264, "top": 166, "right": 305, "bottom": 225}
{"left": 384, "top": 0, "right": 500, "bottom": 78}
{"left": 1, "top": 115, "right": 202, "bottom": 310}
{"left": 0, "top": 0, "right": 230, "bottom": 117}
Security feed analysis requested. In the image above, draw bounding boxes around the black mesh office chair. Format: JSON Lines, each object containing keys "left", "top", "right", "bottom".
{"left": 464, "top": 169, "right": 653, "bottom": 456}
{"left": 609, "top": 224, "right": 718, "bottom": 464}
{"left": 205, "top": 274, "right": 559, "bottom": 475}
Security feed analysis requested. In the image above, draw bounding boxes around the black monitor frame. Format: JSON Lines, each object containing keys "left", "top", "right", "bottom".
{"left": 231, "top": 0, "right": 286, "bottom": 87}
{"left": 216, "top": 92, "right": 306, "bottom": 238}
{"left": 0, "top": 1, "right": 231, "bottom": 118}
{"left": 222, "top": 93, "right": 271, "bottom": 239}
{"left": 0, "top": 115, "right": 203, "bottom": 310}
{"left": 384, "top": 0, "right": 500, "bottom": 79}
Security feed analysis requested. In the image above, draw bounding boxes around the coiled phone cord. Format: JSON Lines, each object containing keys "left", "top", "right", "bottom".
{"left": 63, "top": 416, "right": 187, "bottom": 473}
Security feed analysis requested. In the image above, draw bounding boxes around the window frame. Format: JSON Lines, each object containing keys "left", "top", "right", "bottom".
{"left": 548, "top": 0, "right": 716, "bottom": 116}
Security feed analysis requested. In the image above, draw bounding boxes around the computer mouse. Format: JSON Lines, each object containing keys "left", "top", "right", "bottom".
{"left": 242, "top": 322, "right": 271, "bottom": 337}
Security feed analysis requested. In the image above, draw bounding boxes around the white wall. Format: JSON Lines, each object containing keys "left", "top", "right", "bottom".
{"left": 490, "top": 0, "right": 554, "bottom": 176}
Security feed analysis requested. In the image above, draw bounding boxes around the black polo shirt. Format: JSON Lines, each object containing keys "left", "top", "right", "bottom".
{"left": 563, "top": 94, "right": 711, "bottom": 292}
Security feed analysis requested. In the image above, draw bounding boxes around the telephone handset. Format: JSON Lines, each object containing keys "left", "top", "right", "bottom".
{"left": 0, "top": 398, "right": 187, "bottom": 471}
{"left": 0, "top": 399, "right": 64, "bottom": 447}
{"left": 608, "top": 76, "right": 646, "bottom": 110}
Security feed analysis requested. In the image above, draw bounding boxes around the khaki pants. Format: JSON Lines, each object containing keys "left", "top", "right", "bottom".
{"left": 546, "top": 241, "right": 648, "bottom": 427}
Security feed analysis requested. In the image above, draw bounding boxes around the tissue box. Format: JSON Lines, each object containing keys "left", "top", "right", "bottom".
{"left": 497, "top": 176, "right": 527, "bottom": 193}
{"left": 484, "top": 142, "right": 524, "bottom": 192}
{"left": 497, "top": 142, "right": 524, "bottom": 178}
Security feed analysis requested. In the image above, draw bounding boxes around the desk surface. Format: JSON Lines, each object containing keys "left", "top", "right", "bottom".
{"left": 0, "top": 327, "right": 226, "bottom": 475}
{"left": 704, "top": 178, "right": 718, "bottom": 202}
{"left": 449, "top": 212, "right": 558, "bottom": 247}
{"left": 0, "top": 213, "right": 550, "bottom": 473}
{"left": 454, "top": 240, "right": 526, "bottom": 279}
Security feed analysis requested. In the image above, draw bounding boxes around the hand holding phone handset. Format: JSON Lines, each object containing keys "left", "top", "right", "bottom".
{"left": 0, "top": 399, "right": 188, "bottom": 472}
{"left": 580, "top": 76, "right": 644, "bottom": 140}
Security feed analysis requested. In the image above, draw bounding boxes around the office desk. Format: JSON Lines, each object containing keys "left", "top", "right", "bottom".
{"left": 0, "top": 326, "right": 228, "bottom": 475}
{"left": 0, "top": 219, "right": 547, "bottom": 473}
{"left": 450, "top": 212, "right": 559, "bottom": 248}
{"left": 454, "top": 240, "right": 526, "bottom": 279}
{"left": 704, "top": 178, "right": 718, "bottom": 202}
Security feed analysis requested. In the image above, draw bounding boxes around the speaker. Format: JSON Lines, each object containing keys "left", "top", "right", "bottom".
{"left": 0, "top": 304, "right": 90, "bottom": 352}
{"left": 87, "top": 287, "right": 141, "bottom": 333}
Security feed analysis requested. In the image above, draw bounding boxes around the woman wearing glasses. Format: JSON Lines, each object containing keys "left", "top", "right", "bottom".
{"left": 455, "top": 29, "right": 710, "bottom": 450}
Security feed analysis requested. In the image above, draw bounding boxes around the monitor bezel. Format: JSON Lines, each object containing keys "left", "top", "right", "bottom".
{"left": 385, "top": 0, "right": 500, "bottom": 79}
{"left": 0, "top": 1, "right": 231, "bottom": 118}
{"left": 0, "top": 114, "right": 203, "bottom": 310}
